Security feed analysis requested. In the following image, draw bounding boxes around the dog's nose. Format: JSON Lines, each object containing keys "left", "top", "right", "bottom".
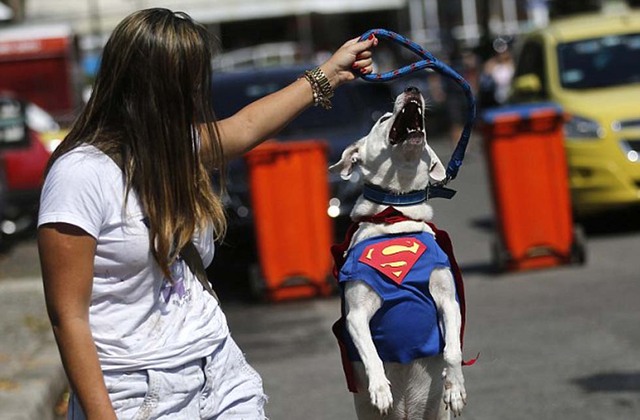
{"left": 405, "top": 86, "right": 420, "bottom": 94}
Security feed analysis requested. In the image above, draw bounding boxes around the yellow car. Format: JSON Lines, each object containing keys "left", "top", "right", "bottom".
{"left": 510, "top": 9, "right": 640, "bottom": 218}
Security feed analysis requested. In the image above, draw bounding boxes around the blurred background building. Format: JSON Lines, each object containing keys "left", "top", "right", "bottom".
{"left": 2, "top": 0, "right": 638, "bottom": 97}
{"left": 0, "top": 0, "right": 637, "bottom": 165}
{"left": 2, "top": 0, "right": 551, "bottom": 59}
{"left": 2, "top": 1, "right": 638, "bottom": 75}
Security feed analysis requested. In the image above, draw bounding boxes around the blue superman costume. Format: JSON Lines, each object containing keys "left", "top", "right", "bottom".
{"left": 331, "top": 207, "right": 474, "bottom": 393}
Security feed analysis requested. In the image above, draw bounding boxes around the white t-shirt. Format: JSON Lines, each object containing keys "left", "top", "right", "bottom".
{"left": 38, "top": 144, "right": 229, "bottom": 372}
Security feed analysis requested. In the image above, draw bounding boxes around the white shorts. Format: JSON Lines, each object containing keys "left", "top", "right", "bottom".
{"left": 67, "top": 336, "right": 266, "bottom": 419}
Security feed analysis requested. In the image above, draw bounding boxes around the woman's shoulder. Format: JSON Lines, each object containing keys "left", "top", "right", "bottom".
{"left": 46, "top": 144, "right": 122, "bottom": 192}
{"left": 51, "top": 144, "right": 119, "bottom": 174}
{"left": 56, "top": 143, "right": 112, "bottom": 163}
{"left": 39, "top": 144, "right": 121, "bottom": 236}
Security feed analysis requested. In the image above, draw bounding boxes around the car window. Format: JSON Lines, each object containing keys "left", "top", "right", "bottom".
{"left": 514, "top": 40, "right": 548, "bottom": 98}
{"left": 557, "top": 32, "right": 640, "bottom": 89}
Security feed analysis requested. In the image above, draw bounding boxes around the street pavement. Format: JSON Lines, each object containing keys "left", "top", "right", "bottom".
{"left": 1, "top": 135, "right": 640, "bottom": 419}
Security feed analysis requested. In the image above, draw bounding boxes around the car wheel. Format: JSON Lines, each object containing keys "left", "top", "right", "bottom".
{"left": 491, "top": 237, "right": 511, "bottom": 273}
{"left": 248, "top": 263, "right": 267, "bottom": 302}
{"left": 569, "top": 224, "right": 587, "bottom": 265}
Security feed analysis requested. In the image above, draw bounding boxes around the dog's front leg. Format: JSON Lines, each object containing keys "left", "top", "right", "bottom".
{"left": 429, "top": 268, "right": 466, "bottom": 417}
{"left": 344, "top": 281, "right": 393, "bottom": 415}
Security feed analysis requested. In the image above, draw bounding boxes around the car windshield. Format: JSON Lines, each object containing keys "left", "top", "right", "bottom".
{"left": 557, "top": 32, "right": 640, "bottom": 89}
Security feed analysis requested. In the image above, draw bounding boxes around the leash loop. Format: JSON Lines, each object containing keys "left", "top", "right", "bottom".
{"left": 357, "top": 29, "right": 476, "bottom": 188}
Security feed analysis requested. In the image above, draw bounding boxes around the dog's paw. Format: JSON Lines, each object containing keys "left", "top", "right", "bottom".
{"left": 368, "top": 375, "right": 393, "bottom": 415}
{"left": 442, "top": 367, "right": 467, "bottom": 417}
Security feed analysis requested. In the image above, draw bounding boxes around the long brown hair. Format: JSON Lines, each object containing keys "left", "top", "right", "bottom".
{"left": 48, "top": 8, "right": 227, "bottom": 278}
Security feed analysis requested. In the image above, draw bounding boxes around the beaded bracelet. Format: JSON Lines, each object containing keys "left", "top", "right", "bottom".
{"left": 302, "top": 67, "right": 334, "bottom": 110}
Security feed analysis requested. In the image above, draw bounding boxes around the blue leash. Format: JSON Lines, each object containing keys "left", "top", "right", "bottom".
{"left": 357, "top": 29, "right": 476, "bottom": 198}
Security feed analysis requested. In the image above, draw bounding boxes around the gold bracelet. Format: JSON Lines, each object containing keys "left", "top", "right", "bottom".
{"left": 308, "top": 67, "right": 334, "bottom": 100}
{"left": 302, "top": 67, "right": 334, "bottom": 110}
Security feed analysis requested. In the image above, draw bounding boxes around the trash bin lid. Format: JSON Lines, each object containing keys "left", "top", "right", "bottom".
{"left": 244, "top": 139, "right": 329, "bottom": 165}
{"left": 481, "top": 102, "right": 564, "bottom": 124}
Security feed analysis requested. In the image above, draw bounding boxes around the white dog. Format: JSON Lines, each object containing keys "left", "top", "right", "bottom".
{"left": 330, "top": 87, "right": 468, "bottom": 419}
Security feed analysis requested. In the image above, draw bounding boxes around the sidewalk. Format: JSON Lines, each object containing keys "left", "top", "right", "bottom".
{"left": 0, "top": 278, "right": 66, "bottom": 420}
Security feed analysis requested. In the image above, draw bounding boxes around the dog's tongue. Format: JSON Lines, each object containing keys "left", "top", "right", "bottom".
{"left": 389, "top": 101, "right": 424, "bottom": 145}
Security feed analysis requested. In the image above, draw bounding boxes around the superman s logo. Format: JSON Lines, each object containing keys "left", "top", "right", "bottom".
{"left": 359, "top": 237, "right": 427, "bottom": 284}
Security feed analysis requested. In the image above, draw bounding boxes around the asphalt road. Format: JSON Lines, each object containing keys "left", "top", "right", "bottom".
{"left": 1, "top": 135, "right": 639, "bottom": 419}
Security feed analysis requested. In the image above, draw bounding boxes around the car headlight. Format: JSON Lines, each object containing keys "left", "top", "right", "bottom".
{"left": 564, "top": 115, "right": 603, "bottom": 140}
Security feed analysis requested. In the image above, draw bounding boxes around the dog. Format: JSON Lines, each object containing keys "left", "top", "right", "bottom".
{"left": 330, "top": 86, "right": 467, "bottom": 419}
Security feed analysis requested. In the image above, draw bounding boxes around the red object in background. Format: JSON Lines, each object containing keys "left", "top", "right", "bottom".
{"left": 0, "top": 58, "right": 74, "bottom": 118}
{"left": 0, "top": 24, "right": 78, "bottom": 123}
{"left": 244, "top": 140, "right": 334, "bottom": 302}
{"left": 1, "top": 129, "right": 50, "bottom": 192}
{"left": 482, "top": 103, "right": 586, "bottom": 272}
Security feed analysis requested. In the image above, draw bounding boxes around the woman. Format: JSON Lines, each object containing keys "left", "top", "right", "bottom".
{"left": 37, "top": 8, "right": 377, "bottom": 419}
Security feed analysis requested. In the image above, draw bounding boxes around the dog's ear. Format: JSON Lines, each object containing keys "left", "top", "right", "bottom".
{"left": 426, "top": 145, "right": 447, "bottom": 183}
{"left": 329, "top": 140, "right": 362, "bottom": 180}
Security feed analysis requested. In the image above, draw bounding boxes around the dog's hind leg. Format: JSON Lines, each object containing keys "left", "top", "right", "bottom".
{"left": 344, "top": 280, "right": 393, "bottom": 415}
{"left": 429, "top": 268, "right": 466, "bottom": 417}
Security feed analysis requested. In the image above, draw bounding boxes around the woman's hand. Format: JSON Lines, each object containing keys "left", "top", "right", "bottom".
{"left": 320, "top": 35, "right": 379, "bottom": 90}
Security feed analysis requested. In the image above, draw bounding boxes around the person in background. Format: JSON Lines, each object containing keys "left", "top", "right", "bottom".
{"left": 37, "top": 8, "right": 377, "bottom": 419}
{"left": 478, "top": 37, "right": 515, "bottom": 109}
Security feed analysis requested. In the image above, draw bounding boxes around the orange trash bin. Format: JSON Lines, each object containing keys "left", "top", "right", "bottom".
{"left": 481, "top": 103, "right": 586, "bottom": 272}
{"left": 244, "top": 140, "right": 335, "bottom": 301}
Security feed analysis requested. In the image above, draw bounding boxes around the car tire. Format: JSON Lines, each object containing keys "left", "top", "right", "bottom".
{"left": 569, "top": 224, "right": 587, "bottom": 265}
{"left": 248, "top": 263, "right": 267, "bottom": 302}
{"left": 491, "top": 237, "right": 511, "bottom": 273}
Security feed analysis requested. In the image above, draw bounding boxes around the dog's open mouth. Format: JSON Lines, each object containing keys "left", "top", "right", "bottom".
{"left": 389, "top": 98, "right": 425, "bottom": 146}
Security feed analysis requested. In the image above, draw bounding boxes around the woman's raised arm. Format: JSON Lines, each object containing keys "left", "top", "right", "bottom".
{"left": 217, "top": 36, "right": 378, "bottom": 158}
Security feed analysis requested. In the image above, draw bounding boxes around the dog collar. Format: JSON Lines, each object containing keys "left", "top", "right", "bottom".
{"left": 362, "top": 184, "right": 427, "bottom": 206}
{"left": 363, "top": 183, "right": 458, "bottom": 205}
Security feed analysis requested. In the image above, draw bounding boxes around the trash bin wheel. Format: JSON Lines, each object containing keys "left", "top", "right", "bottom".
{"left": 569, "top": 224, "right": 587, "bottom": 265}
{"left": 324, "top": 273, "right": 339, "bottom": 296}
{"left": 491, "top": 238, "right": 510, "bottom": 273}
{"left": 248, "top": 263, "right": 267, "bottom": 302}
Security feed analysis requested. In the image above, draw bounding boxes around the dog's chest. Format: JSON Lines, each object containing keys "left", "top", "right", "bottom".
{"left": 340, "top": 231, "right": 447, "bottom": 290}
{"left": 338, "top": 232, "right": 452, "bottom": 363}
